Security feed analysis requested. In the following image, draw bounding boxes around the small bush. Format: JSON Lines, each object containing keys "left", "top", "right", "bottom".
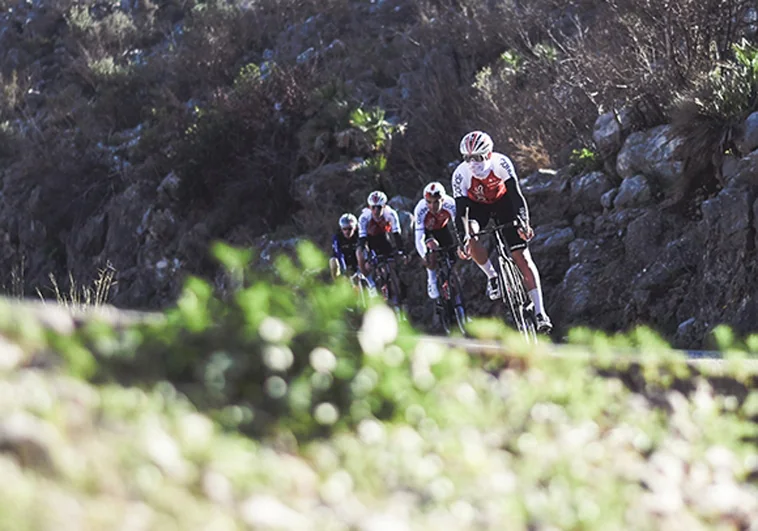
{"left": 667, "top": 40, "right": 758, "bottom": 205}
{"left": 70, "top": 241, "right": 432, "bottom": 439}
{"left": 569, "top": 146, "right": 602, "bottom": 176}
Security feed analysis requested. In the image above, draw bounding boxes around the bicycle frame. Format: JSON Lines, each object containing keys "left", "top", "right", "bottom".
{"left": 463, "top": 213, "right": 537, "bottom": 343}
{"left": 368, "top": 251, "right": 403, "bottom": 312}
{"left": 427, "top": 246, "right": 468, "bottom": 336}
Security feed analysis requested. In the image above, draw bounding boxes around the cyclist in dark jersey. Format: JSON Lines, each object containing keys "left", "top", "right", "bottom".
{"left": 329, "top": 213, "right": 360, "bottom": 280}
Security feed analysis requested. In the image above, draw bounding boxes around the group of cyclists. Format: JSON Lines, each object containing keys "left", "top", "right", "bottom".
{"left": 327, "top": 131, "right": 552, "bottom": 334}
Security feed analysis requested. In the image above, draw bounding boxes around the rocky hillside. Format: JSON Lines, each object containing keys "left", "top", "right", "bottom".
{"left": 2, "top": 0, "right": 758, "bottom": 347}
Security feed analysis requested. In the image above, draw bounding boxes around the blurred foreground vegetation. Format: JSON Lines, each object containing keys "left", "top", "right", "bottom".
{"left": 0, "top": 242, "right": 756, "bottom": 529}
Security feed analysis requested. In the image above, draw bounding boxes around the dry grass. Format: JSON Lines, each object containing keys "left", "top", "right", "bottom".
{"left": 36, "top": 262, "right": 117, "bottom": 310}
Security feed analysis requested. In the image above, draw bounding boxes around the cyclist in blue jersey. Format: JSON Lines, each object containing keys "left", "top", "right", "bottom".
{"left": 329, "top": 213, "right": 360, "bottom": 280}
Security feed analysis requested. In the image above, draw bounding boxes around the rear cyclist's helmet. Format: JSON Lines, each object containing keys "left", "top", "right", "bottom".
{"left": 423, "top": 182, "right": 445, "bottom": 201}
{"left": 339, "top": 213, "right": 357, "bottom": 229}
{"left": 459, "top": 131, "right": 494, "bottom": 157}
{"left": 367, "top": 190, "right": 388, "bottom": 207}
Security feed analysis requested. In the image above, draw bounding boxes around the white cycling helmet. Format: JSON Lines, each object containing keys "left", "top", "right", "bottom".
{"left": 423, "top": 181, "right": 445, "bottom": 201}
{"left": 367, "top": 190, "right": 388, "bottom": 207}
{"left": 339, "top": 213, "right": 357, "bottom": 229}
{"left": 459, "top": 131, "right": 494, "bottom": 157}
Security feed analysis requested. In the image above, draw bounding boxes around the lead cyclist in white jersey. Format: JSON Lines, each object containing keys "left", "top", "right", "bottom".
{"left": 451, "top": 130, "right": 552, "bottom": 333}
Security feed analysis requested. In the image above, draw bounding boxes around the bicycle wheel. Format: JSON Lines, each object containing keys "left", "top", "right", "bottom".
{"left": 384, "top": 261, "right": 404, "bottom": 316}
{"left": 447, "top": 268, "right": 469, "bottom": 336}
{"left": 353, "top": 275, "right": 368, "bottom": 308}
{"left": 495, "top": 236, "right": 537, "bottom": 343}
{"left": 435, "top": 266, "right": 453, "bottom": 335}
{"left": 501, "top": 258, "right": 537, "bottom": 342}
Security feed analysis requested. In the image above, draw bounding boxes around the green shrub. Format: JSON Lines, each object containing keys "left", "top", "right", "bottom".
{"left": 667, "top": 39, "right": 758, "bottom": 205}
{"left": 569, "top": 146, "right": 602, "bottom": 176}
{"left": 71, "top": 241, "right": 436, "bottom": 440}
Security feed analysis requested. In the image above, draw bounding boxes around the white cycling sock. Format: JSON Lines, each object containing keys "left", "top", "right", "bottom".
{"left": 426, "top": 268, "right": 437, "bottom": 286}
{"left": 528, "top": 288, "right": 545, "bottom": 316}
{"left": 477, "top": 259, "right": 498, "bottom": 279}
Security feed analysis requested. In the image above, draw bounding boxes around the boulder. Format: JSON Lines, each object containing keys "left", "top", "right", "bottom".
{"left": 616, "top": 125, "right": 683, "bottom": 189}
{"left": 592, "top": 107, "right": 636, "bottom": 156}
{"left": 613, "top": 175, "right": 652, "bottom": 209}
{"left": 569, "top": 171, "right": 614, "bottom": 213}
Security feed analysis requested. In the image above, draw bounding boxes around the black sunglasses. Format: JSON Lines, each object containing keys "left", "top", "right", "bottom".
{"left": 463, "top": 154, "right": 487, "bottom": 163}
{"left": 371, "top": 205, "right": 383, "bottom": 211}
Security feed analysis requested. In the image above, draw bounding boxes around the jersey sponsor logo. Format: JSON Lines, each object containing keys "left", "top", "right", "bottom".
{"left": 453, "top": 173, "right": 464, "bottom": 195}
{"left": 467, "top": 171, "right": 507, "bottom": 204}
{"left": 423, "top": 209, "right": 451, "bottom": 231}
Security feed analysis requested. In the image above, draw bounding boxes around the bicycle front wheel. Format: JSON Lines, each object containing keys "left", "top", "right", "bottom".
{"left": 385, "top": 263, "right": 404, "bottom": 317}
{"left": 434, "top": 267, "right": 453, "bottom": 335}
{"left": 498, "top": 255, "right": 537, "bottom": 343}
{"left": 447, "top": 268, "right": 468, "bottom": 336}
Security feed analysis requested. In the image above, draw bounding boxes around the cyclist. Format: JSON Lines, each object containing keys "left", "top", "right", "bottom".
{"left": 413, "top": 181, "right": 457, "bottom": 300}
{"left": 329, "top": 213, "right": 360, "bottom": 280}
{"left": 451, "top": 130, "right": 552, "bottom": 333}
{"left": 356, "top": 190, "right": 407, "bottom": 298}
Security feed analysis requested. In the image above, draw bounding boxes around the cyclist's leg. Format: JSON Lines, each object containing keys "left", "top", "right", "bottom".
{"left": 360, "top": 241, "right": 380, "bottom": 290}
{"left": 495, "top": 200, "right": 550, "bottom": 327}
{"left": 465, "top": 202, "right": 490, "bottom": 264}
{"left": 434, "top": 227, "right": 456, "bottom": 262}
{"left": 373, "top": 236, "right": 406, "bottom": 304}
{"left": 344, "top": 251, "right": 359, "bottom": 278}
{"left": 328, "top": 257, "right": 341, "bottom": 280}
{"left": 424, "top": 230, "right": 440, "bottom": 299}
{"left": 466, "top": 203, "right": 499, "bottom": 297}
{"left": 356, "top": 247, "right": 370, "bottom": 278}
{"left": 511, "top": 247, "right": 550, "bottom": 325}
{"left": 369, "top": 236, "right": 394, "bottom": 288}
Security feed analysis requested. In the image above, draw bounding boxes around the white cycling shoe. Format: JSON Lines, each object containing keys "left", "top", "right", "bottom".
{"left": 535, "top": 313, "right": 553, "bottom": 333}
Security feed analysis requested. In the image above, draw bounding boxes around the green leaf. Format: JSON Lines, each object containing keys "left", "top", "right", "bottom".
{"left": 296, "top": 241, "right": 327, "bottom": 272}
{"left": 712, "top": 324, "right": 735, "bottom": 351}
{"left": 211, "top": 241, "right": 253, "bottom": 274}
{"left": 175, "top": 276, "right": 213, "bottom": 333}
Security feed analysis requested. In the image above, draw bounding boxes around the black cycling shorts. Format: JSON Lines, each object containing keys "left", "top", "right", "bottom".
{"left": 466, "top": 195, "right": 527, "bottom": 251}
{"left": 425, "top": 227, "right": 457, "bottom": 260}
{"left": 366, "top": 234, "right": 394, "bottom": 257}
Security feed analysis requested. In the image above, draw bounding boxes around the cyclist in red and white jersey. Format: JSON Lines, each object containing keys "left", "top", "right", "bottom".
{"left": 451, "top": 131, "right": 552, "bottom": 332}
{"left": 356, "top": 190, "right": 406, "bottom": 291}
{"left": 413, "top": 181, "right": 457, "bottom": 300}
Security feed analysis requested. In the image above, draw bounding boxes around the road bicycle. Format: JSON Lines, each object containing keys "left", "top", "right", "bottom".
{"left": 464, "top": 213, "right": 538, "bottom": 343}
{"left": 368, "top": 251, "right": 405, "bottom": 317}
{"left": 427, "top": 245, "right": 469, "bottom": 336}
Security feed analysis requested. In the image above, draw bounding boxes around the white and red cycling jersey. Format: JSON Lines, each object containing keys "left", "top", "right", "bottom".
{"left": 451, "top": 152, "right": 518, "bottom": 204}
{"left": 412, "top": 195, "right": 456, "bottom": 257}
{"left": 358, "top": 205, "right": 401, "bottom": 238}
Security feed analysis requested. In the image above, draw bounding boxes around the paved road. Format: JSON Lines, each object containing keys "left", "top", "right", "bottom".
{"left": 7, "top": 297, "right": 755, "bottom": 375}
{"left": 424, "top": 335, "right": 758, "bottom": 375}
